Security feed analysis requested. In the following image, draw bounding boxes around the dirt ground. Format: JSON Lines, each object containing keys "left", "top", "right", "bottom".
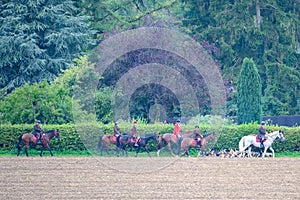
{"left": 1, "top": 156, "right": 299, "bottom": 199}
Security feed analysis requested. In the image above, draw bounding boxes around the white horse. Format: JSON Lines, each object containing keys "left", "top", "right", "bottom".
{"left": 239, "top": 130, "right": 286, "bottom": 158}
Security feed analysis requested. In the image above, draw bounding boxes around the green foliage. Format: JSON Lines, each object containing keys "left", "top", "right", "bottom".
{"left": 0, "top": 81, "right": 73, "bottom": 124}
{"left": 79, "top": 0, "right": 180, "bottom": 38}
{"left": 237, "top": 58, "right": 262, "bottom": 124}
{"left": 0, "top": 0, "right": 94, "bottom": 92}
{"left": 0, "top": 56, "right": 114, "bottom": 124}
{"left": 181, "top": 0, "right": 300, "bottom": 116}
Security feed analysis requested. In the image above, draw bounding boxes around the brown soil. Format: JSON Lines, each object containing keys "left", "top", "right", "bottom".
{"left": 1, "top": 157, "right": 299, "bottom": 199}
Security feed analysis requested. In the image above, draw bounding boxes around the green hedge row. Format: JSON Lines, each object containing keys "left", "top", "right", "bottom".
{"left": 0, "top": 123, "right": 299, "bottom": 153}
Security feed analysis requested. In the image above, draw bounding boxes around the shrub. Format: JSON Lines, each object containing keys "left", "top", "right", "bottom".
{"left": 0, "top": 123, "right": 299, "bottom": 153}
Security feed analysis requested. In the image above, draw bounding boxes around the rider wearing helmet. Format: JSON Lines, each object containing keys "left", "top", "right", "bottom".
{"left": 258, "top": 121, "right": 267, "bottom": 148}
{"left": 174, "top": 119, "right": 182, "bottom": 155}
{"left": 131, "top": 120, "right": 140, "bottom": 147}
{"left": 114, "top": 121, "right": 121, "bottom": 147}
{"left": 33, "top": 120, "right": 43, "bottom": 144}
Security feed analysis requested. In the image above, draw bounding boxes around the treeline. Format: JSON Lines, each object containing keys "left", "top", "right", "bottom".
{"left": 0, "top": 0, "right": 299, "bottom": 123}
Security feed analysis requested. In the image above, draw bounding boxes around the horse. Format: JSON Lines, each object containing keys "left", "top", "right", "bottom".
{"left": 179, "top": 133, "right": 217, "bottom": 157}
{"left": 238, "top": 130, "right": 286, "bottom": 158}
{"left": 156, "top": 130, "right": 196, "bottom": 156}
{"left": 97, "top": 134, "right": 118, "bottom": 156}
{"left": 117, "top": 133, "right": 159, "bottom": 157}
{"left": 16, "top": 129, "right": 60, "bottom": 157}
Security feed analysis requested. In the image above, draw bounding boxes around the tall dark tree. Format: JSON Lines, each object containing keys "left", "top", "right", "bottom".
{"left": 0, "top": 0, "right": 94, "bottom": 93}
{"left": 237, "top": 58, "right": 262, "bottom": 124}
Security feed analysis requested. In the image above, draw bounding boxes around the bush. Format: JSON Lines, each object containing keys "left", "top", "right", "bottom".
{"left": 0, "top": 123, "right": 299, "bottom": 153}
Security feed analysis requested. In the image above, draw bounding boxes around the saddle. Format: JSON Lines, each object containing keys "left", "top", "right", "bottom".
{"left": 192, "top": 139, "right": 197, "bottom": 145}
{"left": 33, "top": 135, "right": 43, "bottom": 144}
{"left": 251, "top": 134, "right": 266, "bottom": 143}
{"left": 130, "top": 138, "right": 141, "bottom": 143}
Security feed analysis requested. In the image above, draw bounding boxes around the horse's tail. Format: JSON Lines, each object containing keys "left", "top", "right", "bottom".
{"left": 239, "top": 136, "right": 246, "bottom": 152}
{"left": 96, "top": 135, "right": 102, "bottom": 151}
{"left": 16, "top": 134, "right": 23, "bottom": 149}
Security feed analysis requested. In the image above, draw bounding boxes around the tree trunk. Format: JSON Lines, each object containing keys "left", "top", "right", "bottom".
{"left": 256, "top": 0, "right": 261, "bottom": 31}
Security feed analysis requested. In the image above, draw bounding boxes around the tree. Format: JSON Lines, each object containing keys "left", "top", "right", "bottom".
{"left": 0, "top": 81, "right": 73, "bottom": 124}
{"left": 78, "top": 0, "right": 180, "bottom": 38}
{"left": 237, "top": 58, "right": 262, "bottom": 124}
{"left": 181, "top": 0, "right": 300, "bottom": 116}
{"left": 0, "top": 0, "right": 94, "bottom": 93}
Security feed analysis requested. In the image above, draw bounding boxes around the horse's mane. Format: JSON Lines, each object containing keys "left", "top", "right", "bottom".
{"left": 268, "top": 130, "right": 280, "bottom": 136}
{"left": 203, "top": 132, "right": 214, "bottom": 138}
{"left": 44, "top": 130, "right": 56, "bottom": 134}
{"left": 141, "top": 132, "right": 157, "bottom": 139}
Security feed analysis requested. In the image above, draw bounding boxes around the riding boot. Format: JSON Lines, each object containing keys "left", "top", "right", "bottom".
{"left": 260, "top": 141, "right": 264, "bottom": 148}
{"left": 196, "top": 141, "right": 200, "bottom": 148}
{"left": 116, "top": 136, "right": 120, "bottom": 147}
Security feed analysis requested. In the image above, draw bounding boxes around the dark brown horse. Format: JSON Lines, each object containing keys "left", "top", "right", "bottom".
{"left": 97, "top": 134, "right": 117, "bottom": 156}
{"left": 117, "top": 133, "right": 159, "bottom": 157}
{"left": 156, "top": 130, "right": 197, "bottom": 156}
{"left": 17, "top": 129, "right": 60, "bottom": 157}
{"left": 179, "top": 132, "right": 217, "bottom": 157}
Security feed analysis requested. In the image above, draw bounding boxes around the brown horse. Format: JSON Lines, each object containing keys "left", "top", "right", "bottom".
{"left": 179, "top": 132, "right": 217, "bottom": 157}
{"left": 156, "top": 130, "right": 197, "bottom": 156}
{"left": 97, "top": 134, "right": 118, "bottom": 156}
{"left": 16, "top": 129, "right": 60, "bottom": 157}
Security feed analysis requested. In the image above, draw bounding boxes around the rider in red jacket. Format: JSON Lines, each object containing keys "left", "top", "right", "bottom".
{"left": 173, "top": 119, "right": 181, "bottom": 136}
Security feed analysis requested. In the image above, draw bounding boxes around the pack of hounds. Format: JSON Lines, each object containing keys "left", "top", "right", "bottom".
{"left": 206, "top": 149, "right": 273, "bottom": 158}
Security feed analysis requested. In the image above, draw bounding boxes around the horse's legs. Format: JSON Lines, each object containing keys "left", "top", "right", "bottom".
{"left": 262, "top": 147, "right": 268, "bottom": 158}
{"left": 124, "top": 146, "right": 128, "bottom": 157}
{"left": 105, "top": 146, "right": 109, "bottom": 156}
{"left": 186, "top": 148, "right": 190, "bottom": 157}
{"left": 100, "top": 145, "right": 103, "bottom": 156}
{"left": 156, "top": 149, "right": 161, "bottom": 157}
{"left": 269, "top": 147, "right": 275, "bottom": 158}
{"left": 25, "top": 145, "right": 29, "bottom": 157}
{"left": 167, "top": 143, "right": 175, "bottom": 156}
{"left": 17, "top": 144, "right": 23, "bottom": 156}
{"left": 116, "top": 146, "right": 120, "bottom": 157}
{"left": 135, "top": 146, "right": 141, "bottom": 157}
{"left": 48, "top": 147, "right": 53, "bottom": 156}
{"left": 144, "top": 146, "right": 151, "bottom": 157}
{"left": 247, "top": 147, "right": 252, "bottom": 158}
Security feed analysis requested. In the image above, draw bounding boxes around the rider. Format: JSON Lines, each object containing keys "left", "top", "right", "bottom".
{"left": 114, "top": 121, "right": 121, "bottom": 147}
{"left": 33, "top": 120, "right": 43, "bottom": 144}
{"left": 193, "top": 125, "right": 203, "bottom": 148}
{"left": 258, "top": 121, "right": 267, "bottom": 148}
{"left": 173, "top": 119, "right": 181, "bottom": 137}
{"left": 131, "top": 120, "right": 140, "bottom": 147}
{"left": 173, "top": 119, "right": 182, "bottom": 154}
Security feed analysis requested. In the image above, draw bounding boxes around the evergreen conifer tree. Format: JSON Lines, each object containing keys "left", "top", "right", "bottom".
{"left": 237, "top": 58, "right": 262, "bottom": 124}
{"left": 0, "top": 0, "right": 93, "bottom": 93}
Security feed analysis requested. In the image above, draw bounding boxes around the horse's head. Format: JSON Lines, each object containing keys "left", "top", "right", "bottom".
{"left": 152, "top": 133, "right": 159, "bottom": 143}
{"left": 212, "top": 133, "right": 217, "bottom": 142}
{"left": 55, "top": 129, "right": 60, "bottom": 140}
{"left": 278, "top": 130, "right": 286, "bottom": 142}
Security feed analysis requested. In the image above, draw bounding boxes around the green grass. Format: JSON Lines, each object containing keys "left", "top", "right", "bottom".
{"left": 275, "top": 151, "right": 300, "bottom": 157}
{"left": 1, "top": 149, "right": 300, "bottom": 157}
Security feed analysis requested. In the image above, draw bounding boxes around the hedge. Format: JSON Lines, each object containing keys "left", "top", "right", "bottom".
{"left": 0, "top": 123, "right": 299, "bottom": 153}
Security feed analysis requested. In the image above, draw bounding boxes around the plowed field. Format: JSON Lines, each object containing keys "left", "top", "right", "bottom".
{"left": 1, "top": 157, "right": 299, "bottom": 199}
